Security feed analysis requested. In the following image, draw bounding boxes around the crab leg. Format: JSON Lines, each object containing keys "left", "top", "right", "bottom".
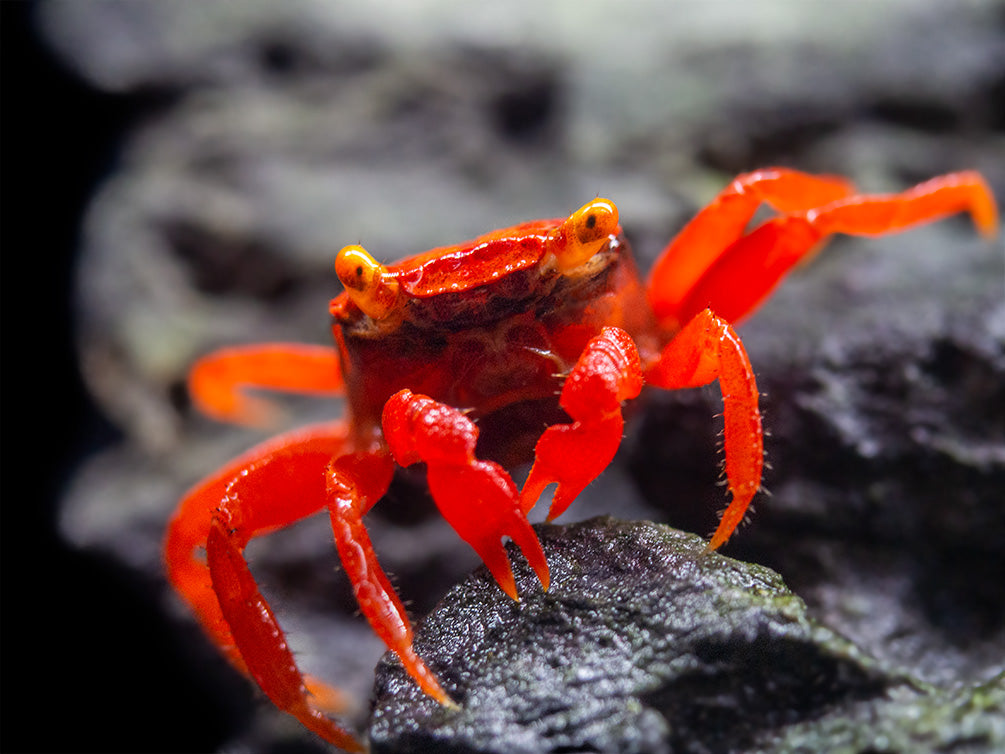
{"left": 648, "top": 168, "right": 856, "bottom": 329}
{"left": 323, "top": 448, "right": 457, "bottom": 707}
{"left": 520, "top": 327, "right": 644, "bottom": 521}
{"left": 165, "top": 422, "right": 362, "bottom": 751}
{"left": 646, "top": 309, "right": 762, "bottom": 550}
{"left": 189, "top": 343, "right": 343, "bottom": 426}
{"left": 382, "top": 389, "right": 551, "bottom": 601}
{"left": 650, "top": 170, "right": 999, "bottom": 329}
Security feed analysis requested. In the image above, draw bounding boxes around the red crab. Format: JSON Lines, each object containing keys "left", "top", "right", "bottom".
{"left": 166, "top": 168, "right": 997, "bottom": 751}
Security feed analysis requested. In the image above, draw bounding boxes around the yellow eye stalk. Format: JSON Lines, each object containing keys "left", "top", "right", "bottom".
{"left": 550, "top": 198, "right": 619, "bottom": 272}
{"left": 335, "top": 245, "right": 400, "bottom": 319}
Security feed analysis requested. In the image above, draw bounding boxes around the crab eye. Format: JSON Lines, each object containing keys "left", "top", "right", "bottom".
{"left": 335, "top": 245, "right": 400, "bottom": 319}
{"left": 552, "top": 198, "right": 619, "bottom": 271}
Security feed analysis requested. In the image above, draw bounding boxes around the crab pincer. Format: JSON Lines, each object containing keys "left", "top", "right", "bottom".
{"left": 521, "top": 326, "right": 643, "bottom": 521}
{"left": 383, "top": 389, "right": 551, "bottom": 600}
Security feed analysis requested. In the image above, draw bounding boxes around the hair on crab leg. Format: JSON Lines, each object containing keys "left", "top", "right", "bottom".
{"left": 207, "top": 520, "right": 365, "bottom": 752}
{"left": 165, "top": 422, "right": 350, "bottom": 673}
{"left": 645, "top": 309, "right": 763, "bottom": 550}
{"left": 166, "top": 421, "right": 369, "bottom": 750}
{"left": 325, "top": 450, "right": 458, "bottom": 708}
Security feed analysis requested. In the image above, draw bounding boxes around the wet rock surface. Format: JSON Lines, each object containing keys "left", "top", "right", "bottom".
{"left": 369, "top": 517, "right": 889, "bottom": 754}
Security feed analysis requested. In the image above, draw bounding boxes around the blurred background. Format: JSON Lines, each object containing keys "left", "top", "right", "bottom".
{"left": 3, "top": 1, "right": 1003, "bottom": 752}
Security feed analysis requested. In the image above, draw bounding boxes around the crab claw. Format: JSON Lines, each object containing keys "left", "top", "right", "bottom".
{"left": 521, "top": 326, "right": 643, "bottom": 521}
{"left": 383, "top": 389, "right": 550, "bottom": 598}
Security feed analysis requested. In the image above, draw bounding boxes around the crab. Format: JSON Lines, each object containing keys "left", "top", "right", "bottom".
{"left": 165, "top": 168, "right": 997, "bottom": 751}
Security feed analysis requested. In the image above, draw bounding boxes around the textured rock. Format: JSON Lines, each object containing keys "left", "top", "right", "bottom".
{"left": 768, "top": 674, "right": 1005, "bottom": 754}
{"left": 369, "top": 517, "right": 887, "bottom": 754}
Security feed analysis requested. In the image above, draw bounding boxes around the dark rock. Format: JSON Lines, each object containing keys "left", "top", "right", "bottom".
{"left": 767, "top": 673, "right": 1005, "bottom": 753}
{"left": 369, "top": 517, "right": 887, "bottom": 754}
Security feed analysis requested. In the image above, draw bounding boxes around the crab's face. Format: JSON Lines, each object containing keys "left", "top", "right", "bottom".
{"left": 328, "top": 199, "right": 653, "bottom": 443}
{"left": 329, "top": 199, "right": 625, "bottom": 334}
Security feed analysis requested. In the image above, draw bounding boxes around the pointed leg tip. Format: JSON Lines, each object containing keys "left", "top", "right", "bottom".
{"left": 519, "top": 483, "right": 543, "bottom": 516}
{"left": 488, "top": 565, "right": 519, "bottom": 601}
{"left": 546, "top": 492, "right": 575, "bottom": 523}
{"left": 538, "top": 569, "right": 551, "bottom": 592}
{"left": 399, "top": 647, "right": 460, "bottom": 711}
{"left": 300, "top": 707, "right": 365, "bottom": 753}
{"left": 428, "top": 682, "right": 461, "bottom": 710}
{"left": 526, "top": 548, "right": 551, "bottom": 592}
{"left": 706, "top": 523, "right": 733, "bottom": 552}
{"left": 303, "top": 675, "right": 350, "bottom": 715}
{"left": 509, "top": 525, "right": 551, "bottom": 594}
